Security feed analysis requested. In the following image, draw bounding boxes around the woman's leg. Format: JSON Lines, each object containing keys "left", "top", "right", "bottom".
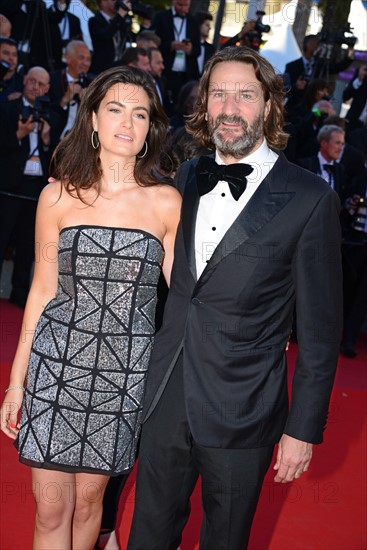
{"left": 72, "top": 472, "right": 109, "bottom": 550}
{"left": 32, "top": 468, "right": 76, "bottom": 550}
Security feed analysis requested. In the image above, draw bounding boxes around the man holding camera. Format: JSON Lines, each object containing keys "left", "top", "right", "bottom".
{"left": 89, "top": 0, "right": 132, "bottom": 74}
{"left": 48, "top": 40, "right": 92, "bottom": 141}
{"left": 0, "top": 66, "right": 55, "bottom": 308}
{"left": 151, "top": 0, "right": 200, "bottom": 106}
{"left": 0, "top": 37, "right": 23, "bottom": 102}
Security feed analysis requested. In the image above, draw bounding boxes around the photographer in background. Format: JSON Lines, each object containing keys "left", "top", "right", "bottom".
{"left": 0, "top": 66, "right": 57, "bottom": 308}
{"left": 48, "top": 40, "right": 92, "bottom": 141}
{"left": 343, "top": 64, "right": 367, "bottom": 131}
{"left": 221, "top": 11, "right": 269, "bottom": 52}
{"left": 0, "top": 37, "right": 23, "bottom": 102}
{"left": 151, "top": 0, "right": 200, "bottom": 106}
{"left": 47, "top": 0, "right": 83, "bottom": 70}
{"left": 89, "top": 0, "right": 132, "bottom": 74}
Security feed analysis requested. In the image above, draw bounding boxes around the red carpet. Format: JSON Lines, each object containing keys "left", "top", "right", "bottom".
{"left": 0, "top": 298, "right": 366, "bottom": 549}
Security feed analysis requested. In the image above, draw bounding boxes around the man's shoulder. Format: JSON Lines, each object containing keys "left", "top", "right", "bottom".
{"left": 285, "top": 57, "right": 302, "bottom": 70}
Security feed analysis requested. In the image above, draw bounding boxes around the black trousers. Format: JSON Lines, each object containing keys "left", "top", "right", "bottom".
{"left": 127, "top": 354, "right": 274, "bottom": 550}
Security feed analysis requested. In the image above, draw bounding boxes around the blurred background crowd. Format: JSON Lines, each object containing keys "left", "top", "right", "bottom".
{"left": 0, "top": 0, "right": 366, "bottom": 358}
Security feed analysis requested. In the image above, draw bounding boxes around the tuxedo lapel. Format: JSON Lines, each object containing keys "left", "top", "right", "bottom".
{"left": 197, "top": 155, "right": 295, "bottom": 287}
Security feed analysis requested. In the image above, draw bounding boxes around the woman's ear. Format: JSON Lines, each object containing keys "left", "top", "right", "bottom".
{"left": 92, "top": 111, "right": 97, "bottom": 132}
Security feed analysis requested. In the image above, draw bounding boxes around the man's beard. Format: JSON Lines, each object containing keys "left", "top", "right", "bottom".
{"left": 208, "top": 113, "right": 264, "bottom": 159}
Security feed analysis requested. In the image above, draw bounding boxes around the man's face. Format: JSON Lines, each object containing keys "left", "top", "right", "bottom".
{"left": 206, "top": 61, "right": 270, "bottom": 161}
{"left": 200, "top": 20, "right": 211, "bottom": 40}
{"left": 150, "top": 50, "right": 164, "bottom": 78}
{"left": 23, "top": 68, "right": 50, "bottom": 104}
{"left": 101, "top": 0, "right": 117, "bottom": 16}
{"left": 66, "top": 45, "right": 91, "bottom": 77}
{"left": 320, "top": 131, "right": 345, "bottom": 162}
{"left": 133, "top": 54, "right": 151, "bottom": 72}
{"left": 0, "top": 43, "right": 18, "bottom": 73}
{"left": 172, "top": 0, "right": 190, "bottom": 16}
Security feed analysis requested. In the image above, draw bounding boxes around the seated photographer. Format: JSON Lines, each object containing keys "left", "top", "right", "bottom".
{"left": 89, "top": 0, "right": 132, "bottom": 74}
{"left": 0, "top": 66, "right": 57, "bottom": 308}
{"left": 0, "top": 37, "right": 23, "bottom": 102}
{"left": 48, "top": 40, "right": 93, "bottom": 141}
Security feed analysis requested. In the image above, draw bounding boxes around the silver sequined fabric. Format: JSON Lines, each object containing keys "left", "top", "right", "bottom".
{"left": 17, "top": 226, "right": 163, "bottom": 475}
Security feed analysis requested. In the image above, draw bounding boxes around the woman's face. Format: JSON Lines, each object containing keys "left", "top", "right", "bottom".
{"left": 315, "top": 87, "right": 329, "bottom": 101}
{"left": 92, "top": 83, "right": 151, "bottom": 161}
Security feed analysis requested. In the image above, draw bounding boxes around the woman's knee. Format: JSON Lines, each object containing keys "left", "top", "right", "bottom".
{"left": 35, "top": 500, "right": 73, "bottom": 533}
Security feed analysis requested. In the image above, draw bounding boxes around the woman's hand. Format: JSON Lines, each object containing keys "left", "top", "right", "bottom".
{"left": 0, "top": 388, "right": 24, "bottom": 439}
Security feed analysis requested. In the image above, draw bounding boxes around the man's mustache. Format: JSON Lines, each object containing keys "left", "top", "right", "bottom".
{"left": 212, "top": 114, "right": 248, "bottom": 130}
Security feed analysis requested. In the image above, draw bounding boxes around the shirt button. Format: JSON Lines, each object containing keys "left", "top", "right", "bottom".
{"left": 221, "top": 193, "right": 226, "bottom": 197}
{"left": 212, "top": 227, "right": 216, "bottom": 231}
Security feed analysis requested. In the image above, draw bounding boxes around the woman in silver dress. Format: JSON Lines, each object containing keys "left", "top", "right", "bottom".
{"left": 0, "top": 66, "right": 181, "bottom": 550}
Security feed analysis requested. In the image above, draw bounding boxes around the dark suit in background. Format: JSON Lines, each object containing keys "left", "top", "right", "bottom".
{"left": 151, "top": 8, "right": 200, "bottom": 103}
{"left": 47, "top": 6, "right": 83, "bottom": 69}
{"left": 89, "top": 11, "right": 128, "bottom": 74}
{"left": 0, "top": 98, "right": 55, "bottom": 306}
{"left": 343, "top": 68, "right": 367, "bottom": 131}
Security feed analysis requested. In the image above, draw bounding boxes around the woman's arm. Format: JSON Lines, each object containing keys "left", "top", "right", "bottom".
{"left": 159, "top": 186, "right": 182, "bottom": 287}
{"left": 0, "top": 183, "right": 62, "bottom": 439}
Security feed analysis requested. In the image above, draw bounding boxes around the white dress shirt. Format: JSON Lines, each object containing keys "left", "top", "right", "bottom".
{"left": 195, "top": 140, "right": 278, "bottom": 277}
{"left": 318, "top": 152, "right": 335, "bottom": 189}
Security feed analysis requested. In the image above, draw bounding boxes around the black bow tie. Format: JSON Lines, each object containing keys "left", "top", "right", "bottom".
{"left": 173, "top": 12, "right": 186, "bottom": 19}
{"left": 196, "top": 156, "right": 253, "bottom": 201}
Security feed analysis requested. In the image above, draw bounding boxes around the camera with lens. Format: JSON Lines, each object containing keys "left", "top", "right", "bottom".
{"left": 319, "top": 23, "right": 357, "bottom": 49}
{"left": 351, "top": 197, "right": 367, "bottom": 233}
{"left": 77, "top": 73, "right": 93, "bottom": 89}
{"left": 115, "top": 1, "right": 153, "bottom": 19}
{"left": 244, "top": 10, "right": 271, "bottom": 51}
{"left": 21, "top": 94, "right": 50, "bottom": 123}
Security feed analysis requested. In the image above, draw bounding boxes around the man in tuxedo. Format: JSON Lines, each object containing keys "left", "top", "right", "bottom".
{"left": 296, "top": 125, "right": 356, "bottom": 203}
{"left": 0, "top": 66, "right": 55, "bottom": 307}
{"left": 127, "top": 47, "right": 342, "bottom": 550}
{"left": 343, "top": 65, "right": 367, "bottom": 131}
{"left": 88, "top": 0, "right": 132, "bottom": 74}
{"left": 47, "top": 0, "right": 83, "bottom": 69}
{"left": 195, "top": 11, "right": 215, "bottom": 77}
{"left": 151, "top": 0, "right": 200, "bottom": 105}
{"left": 48, "top": 40, "right": 92, "bottom": 141}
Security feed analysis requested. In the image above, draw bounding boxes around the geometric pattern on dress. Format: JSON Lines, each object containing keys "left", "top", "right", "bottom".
{"left": 17, "top": 226, "right": 163, "bottom": 475}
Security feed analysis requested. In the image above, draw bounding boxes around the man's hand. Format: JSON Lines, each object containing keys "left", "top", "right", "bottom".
{"left": 60, "top": 81, "right": 82, "bottom": 108}
{"left": 273, "top": 434, "right": 313, "bottom": 483}
{"left": 16, "top": 114, "right": 35, "bottom": 140}
{"left": 295, "top": 75, "right": 308, "bottom": 90}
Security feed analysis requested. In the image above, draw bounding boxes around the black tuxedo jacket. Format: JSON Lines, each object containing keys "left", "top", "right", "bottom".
{"left": 296, "top": 155, "right": 356, "bottom": 203}
{"left": 47, "top": 8, "right": 83, "bottom": 70}
{"left": 0, "top": 98, "right": 54, "bottom": 197}
{"left": 143, "top": 153, "right": 342, "bottom": 448}
{"left": 343, "top": 70, "right": 367, "bottom": 130}
{"left": 89, "top": 12, "right": 127, "bottom": 74}
{"left": 152, "top": 9, "right": 200, "bottom": 79}
{"left": 198, "top": 40, "right": 215, "bottom": 76}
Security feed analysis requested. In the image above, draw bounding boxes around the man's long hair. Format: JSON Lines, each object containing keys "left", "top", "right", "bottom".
{"left": 186, "top": 47, "right": 289, "bottom": 151}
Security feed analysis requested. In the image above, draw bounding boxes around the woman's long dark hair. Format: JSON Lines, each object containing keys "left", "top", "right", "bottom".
{"left": 50, "top": 66, "right": 169, "bottom": 198}
{"left": 186, "top": 46, "right": 289, "bottom": 151}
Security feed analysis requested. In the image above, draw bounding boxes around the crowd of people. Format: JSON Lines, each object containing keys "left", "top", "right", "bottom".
{"left": 0, "top": 1, "right": 366, "bottom": 549}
